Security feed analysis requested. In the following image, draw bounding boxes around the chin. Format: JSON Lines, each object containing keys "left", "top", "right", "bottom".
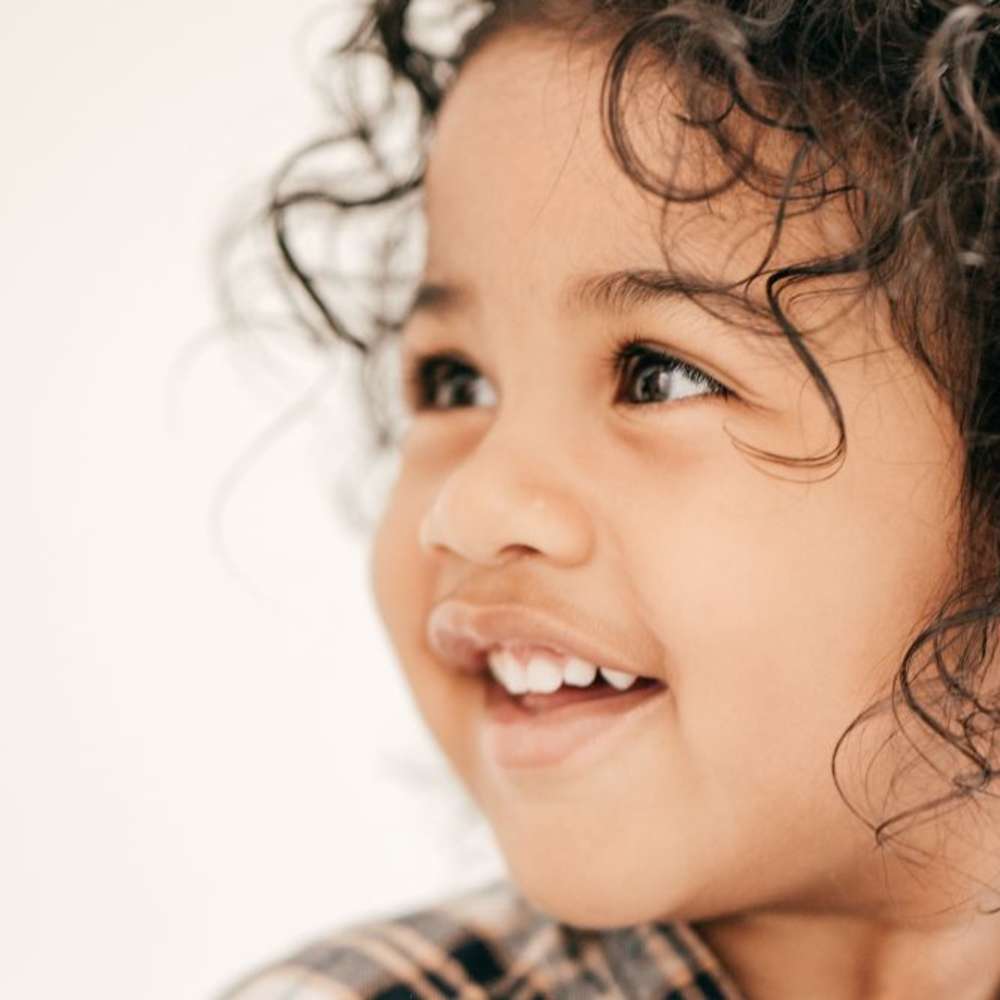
{"left": 507, "top": 860, "right": 680, "bottom": 929}
{"left": 493, "top": 823, "right": 696, "bottom": 929}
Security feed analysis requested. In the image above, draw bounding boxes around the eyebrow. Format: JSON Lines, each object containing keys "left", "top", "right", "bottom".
{"left": 565, "top": 268, "right": 705, "bottom": 316}
{"left": 406, "top": 268, "right": 692, "bottom": 322}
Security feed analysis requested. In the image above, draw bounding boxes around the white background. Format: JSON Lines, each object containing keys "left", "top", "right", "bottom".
{"left": 0, "top": 2, "right": 502, "bottom": 997}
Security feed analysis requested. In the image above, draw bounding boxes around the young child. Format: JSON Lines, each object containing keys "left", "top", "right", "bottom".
{"left": 219, "top": 1, "right": 1000, "bottom": 997}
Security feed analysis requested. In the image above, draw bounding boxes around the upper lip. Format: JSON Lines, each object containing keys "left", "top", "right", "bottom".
{"left": 425, "top": 599, "right": 662, "bottom": 681}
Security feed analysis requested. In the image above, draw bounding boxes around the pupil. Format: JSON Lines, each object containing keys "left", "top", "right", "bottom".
{"left": 639, "top": 368, "right": 669, "bottom": 402}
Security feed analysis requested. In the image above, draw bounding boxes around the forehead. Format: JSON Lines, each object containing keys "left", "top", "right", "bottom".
{"left": 422, "top": 29, "right": 871, "bottom": 335}
{"left": 424, "top": 29, "right": 670, "bottom": 278}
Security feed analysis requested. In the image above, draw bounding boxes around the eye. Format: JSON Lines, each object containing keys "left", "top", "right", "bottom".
{"left": 402, "top": 336, "right": 732, "bottom": 413}
{"left": 404, "top": 350, "right": 497, "bottom": 411}
{"left": 609, "top": 335, "right": 732, "bottom": 408}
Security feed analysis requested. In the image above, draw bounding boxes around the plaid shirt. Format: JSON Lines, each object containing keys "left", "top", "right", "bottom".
{"left": 217, "top": 878, "right": 745, "bottom": 999}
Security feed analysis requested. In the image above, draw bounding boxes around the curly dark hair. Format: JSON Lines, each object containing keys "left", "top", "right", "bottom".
{"left": 225, "top": 0, "right": 1000, "bottom": 855}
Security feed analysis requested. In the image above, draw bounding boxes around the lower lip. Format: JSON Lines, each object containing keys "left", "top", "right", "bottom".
{"left": 482, "top": 677, "right": 669, "bottom": 769}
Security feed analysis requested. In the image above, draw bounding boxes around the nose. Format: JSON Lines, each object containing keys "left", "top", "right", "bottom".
{"left": 418, "top": 432, "right": 594, "bottom": 568}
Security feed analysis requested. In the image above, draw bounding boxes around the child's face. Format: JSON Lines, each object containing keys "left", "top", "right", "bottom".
{"left": 371, "top": 30, "right": 967, "bottom": 926}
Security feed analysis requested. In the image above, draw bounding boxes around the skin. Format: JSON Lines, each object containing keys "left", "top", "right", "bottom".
{"left": 369, "top": 27, "right": 1000, "bottom": 1000}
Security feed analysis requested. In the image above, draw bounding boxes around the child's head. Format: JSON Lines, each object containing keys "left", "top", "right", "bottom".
{"left": 269, "top": 1, "right": 1000, "bottom": 930}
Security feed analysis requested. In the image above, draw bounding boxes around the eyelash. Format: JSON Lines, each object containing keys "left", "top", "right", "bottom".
{"left": 402, "top": 333, "right": 733, "bottom": 412}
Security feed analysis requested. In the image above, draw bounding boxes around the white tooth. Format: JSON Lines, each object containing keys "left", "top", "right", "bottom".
{"left": 491, "top": 649, "right": 528, "bottom": 695}
{"left": 505, "top": 659, "right": 529, "bottom": 695}
{"left": 525, "top": 655, "right": 563, "bottom": 694}
{"left": 599, "top": 666, "right": 637, "bottom": 690}
{"left": 488, "top": 656, "right": 506, "bottom": 686}
{"left": 562, "top": 657, "right": 598, "bottom": 687}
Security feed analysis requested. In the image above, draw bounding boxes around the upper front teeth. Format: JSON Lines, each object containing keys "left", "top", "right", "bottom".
{"left": 563, "top": 658, "right": 598, "bottom": 687}
{"left": 487, "top": 648, "right": 637, "bottom": 695}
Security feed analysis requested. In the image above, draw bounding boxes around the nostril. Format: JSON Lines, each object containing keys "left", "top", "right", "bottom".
{"left": 495, "top": 543, "right": 540, "bottom": 564}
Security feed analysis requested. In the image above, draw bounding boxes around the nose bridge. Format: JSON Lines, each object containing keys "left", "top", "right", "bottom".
{"left": 418, "top": 406, "right": 594, "bottom": 568}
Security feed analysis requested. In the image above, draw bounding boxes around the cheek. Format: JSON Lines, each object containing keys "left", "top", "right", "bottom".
{"left": 616, "top": 444, "right": 959, "bottom": 790}
{"left": 370, "top": 475, "right": 414, "bottom": 645}
{"left": 371, "top": 471, "right": 433, "bottom": 705}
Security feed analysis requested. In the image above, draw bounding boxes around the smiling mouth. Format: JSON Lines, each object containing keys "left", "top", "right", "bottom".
{"left": 489, "top": 672, "right": 664, "bottom": 712}
{"left": 481, "top": 673, "right": 669, "bottom": 769}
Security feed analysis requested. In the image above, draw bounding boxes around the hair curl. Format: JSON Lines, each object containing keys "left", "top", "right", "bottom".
{"left": 227, "top": 0, "right": 1000, "bottom": 856}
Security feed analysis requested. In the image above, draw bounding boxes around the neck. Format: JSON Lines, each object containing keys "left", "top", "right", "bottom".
{"left": 697, "top": 905, "right": 1000, "bottom": 1000}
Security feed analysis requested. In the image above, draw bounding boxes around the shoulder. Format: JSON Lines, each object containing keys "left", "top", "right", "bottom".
{"left": 214, "top": 879, "right": 550, "bottom": 1000}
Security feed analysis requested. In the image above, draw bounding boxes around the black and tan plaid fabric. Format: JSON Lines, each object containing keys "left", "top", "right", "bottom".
{"left": 217, "top": 878, "right": 744, "bottom": 999}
